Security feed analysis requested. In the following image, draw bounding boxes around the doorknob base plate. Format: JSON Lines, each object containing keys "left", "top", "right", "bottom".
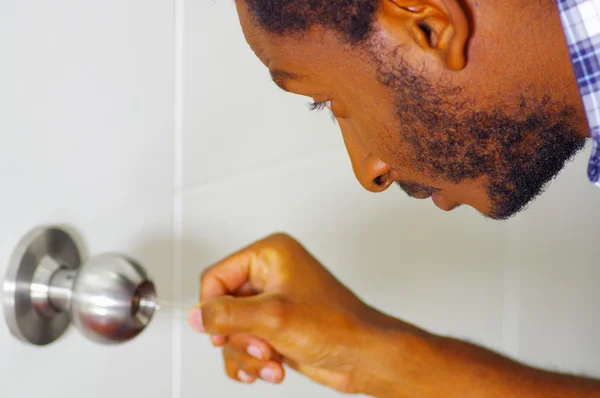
{"left": 3, "top": 227, "right": 81, "bottom": 345}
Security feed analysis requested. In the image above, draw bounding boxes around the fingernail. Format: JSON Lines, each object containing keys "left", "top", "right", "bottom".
{"left": 260, "top": 367, "right": 278, "bottom": 383}
{"left": 246, "top": 345, "right": 263, "bottom": 360}
{"left": 238, "top": 370, "right": 254, "bottom": 383}
{"left": 211, "top": 335, "right": 226, "bottom": 346}
{"left": 188, "top": 308, "right": 205, "bottom": 333}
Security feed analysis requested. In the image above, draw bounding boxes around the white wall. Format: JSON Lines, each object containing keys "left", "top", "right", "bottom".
{"left": 1, "top": 1, "right": 599, "bottom": 397}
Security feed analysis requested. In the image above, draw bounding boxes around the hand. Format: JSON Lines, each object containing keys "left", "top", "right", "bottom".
{"left": 188, "top": 235, "right": 600, "bottom": 398}
{"left": 187, "top": 233, "right": 413, "bottom": 395}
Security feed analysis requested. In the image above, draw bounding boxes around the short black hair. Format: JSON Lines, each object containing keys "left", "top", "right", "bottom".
{"left": 243, "top": 0, "right": 380, "bottom": 43}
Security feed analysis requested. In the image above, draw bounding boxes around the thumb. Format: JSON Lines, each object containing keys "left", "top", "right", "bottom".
{"left": 188, "top": 294, "right": 289, "bottom": 341}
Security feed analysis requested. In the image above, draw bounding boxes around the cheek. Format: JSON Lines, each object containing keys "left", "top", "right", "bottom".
{"left": 333, "top": 65, "right": 407, "bottom": 162}
{"left": 340, "top": 115, "right": 495, "bottom": 214}
{"left": 338, "top": 118, "right": 429, "bottom": 184}
{"left": 337, "top": 117, "right": 396, "bottom": 164}
{"left": 346, "top": 112, "right": 413, "bottom": 171}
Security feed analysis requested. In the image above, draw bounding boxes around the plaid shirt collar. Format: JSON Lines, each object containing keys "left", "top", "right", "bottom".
{"left": 557, "top": 0, "right": 600, "bottom": 186}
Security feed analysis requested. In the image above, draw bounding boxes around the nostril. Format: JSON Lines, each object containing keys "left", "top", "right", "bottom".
{"left": 373, "top": 175, "right": 386, "bottom": 186}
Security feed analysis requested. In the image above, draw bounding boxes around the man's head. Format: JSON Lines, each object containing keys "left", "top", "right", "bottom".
{"left": 234, "top": 0, "right": 588, "bottom": 219}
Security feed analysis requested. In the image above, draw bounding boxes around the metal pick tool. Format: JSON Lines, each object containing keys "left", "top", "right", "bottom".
{"left": 143, "top": 298, "right": 196, "bottom": 318}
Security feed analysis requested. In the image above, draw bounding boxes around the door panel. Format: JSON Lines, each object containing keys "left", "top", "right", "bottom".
{"left": 0, "top": 2, "right": 174, "bottom": 397}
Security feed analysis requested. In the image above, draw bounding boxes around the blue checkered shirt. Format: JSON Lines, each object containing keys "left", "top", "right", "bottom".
{"left": 558, "top": 0, "right": 600, "bottom": 185}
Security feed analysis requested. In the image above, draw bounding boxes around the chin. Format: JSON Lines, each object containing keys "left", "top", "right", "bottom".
{"left": 458, "top": 202, "right": 509, "bottom": 221}
{"left": 483, "top": 206, "right": 522, "bottom": 221}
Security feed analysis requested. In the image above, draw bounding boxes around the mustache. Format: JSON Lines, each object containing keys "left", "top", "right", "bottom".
{"left": 396, "top": 180, "right": 439, "bottom": 198}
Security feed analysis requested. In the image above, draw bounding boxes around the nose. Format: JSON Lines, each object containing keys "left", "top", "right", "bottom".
{"left": 358, "top": 154, "right": 394, "bottom": 192}
{"left": 340, "top": 124, "right": 394, "bottom": 193}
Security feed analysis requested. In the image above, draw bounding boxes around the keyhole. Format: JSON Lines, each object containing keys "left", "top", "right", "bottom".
{"left": 131, "top": 295, "right": 141, "bottom": 316}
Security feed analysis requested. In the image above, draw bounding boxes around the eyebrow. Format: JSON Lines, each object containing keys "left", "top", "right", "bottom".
{"left": 269, "top": 69, "right": 305, "bottom": 91}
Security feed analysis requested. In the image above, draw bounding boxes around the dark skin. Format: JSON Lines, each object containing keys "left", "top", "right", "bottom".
{"left": 238, "top": 0, "right": 588, "bottom": 216}
{"left": 187, "top": 0, "right": 599, "bottom": 397}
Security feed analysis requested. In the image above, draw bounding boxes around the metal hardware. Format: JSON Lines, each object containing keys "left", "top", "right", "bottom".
{"left": 3, "top": 226, "right": 157, "bottom": 346}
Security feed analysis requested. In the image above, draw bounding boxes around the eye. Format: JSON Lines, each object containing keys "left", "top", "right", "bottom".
{"left": 309, "top": 100, "right": 332, "bottom": 112}
{"left": 308, "top": 100, "right": 337, "bottom": 123}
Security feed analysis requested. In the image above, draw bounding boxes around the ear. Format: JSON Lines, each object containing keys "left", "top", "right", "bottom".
{"left": 380, "top": 0, "right": 470, "bottom": 71}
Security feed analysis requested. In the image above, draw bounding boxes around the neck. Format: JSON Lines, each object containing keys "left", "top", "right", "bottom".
{"left": 461, "top": 0, "right": 589, "bottom": 138}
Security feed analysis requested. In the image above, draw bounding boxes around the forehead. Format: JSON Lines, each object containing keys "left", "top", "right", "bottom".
{"left": 233, "top": 0, "right": 409, "bottom": 163}
{"left": 235, "top": 0, "right": 351, "bottom": 71}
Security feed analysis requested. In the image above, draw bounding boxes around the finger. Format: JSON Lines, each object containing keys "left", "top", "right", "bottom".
{"left": 211, "top": 335, "right": 227, "bottom": 346}
{"left": 227, "top": 333, "right": 275, "bottom": 361}
{"left": 234, "top": 282, "right": 256, "bottom": 297}
{"left": 200, "top": 250, "right": 255, "bottom": 301}
{"left": 188, "top": 305, "right": 228, "bottom": 345}
{"left": 224, "top": 345, "right": 285, "bottom": 384}
{"left": 284, "top": 359, "right": 352, "bottom": 393}
{"left": 207, "top": 284, "right": 259, "bottom": 347}
{"left": 223, "top": 351, "right": 256, "bottom": 384}
{"left": 209, "top": 283, "right": 260, "bottom": 346}
{"left": 199, "top": 233, "right": 291, "bottom": 302}
{"left": 191, "top": 294, "right": 291, "bottom": 341}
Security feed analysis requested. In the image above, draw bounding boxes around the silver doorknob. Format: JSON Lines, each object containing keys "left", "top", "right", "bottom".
{"left": 2, "top": 226, "right": 158, "bottom": 346}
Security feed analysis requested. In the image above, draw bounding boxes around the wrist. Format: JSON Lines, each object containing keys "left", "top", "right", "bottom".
{"left": 352, "top": 315, "right": 439, "bottom": 398}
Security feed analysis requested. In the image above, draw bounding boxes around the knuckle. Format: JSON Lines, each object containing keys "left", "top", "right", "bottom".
{"left": 224, "top": 359, "right": 238, "bottom": 380}
{"left": 264, "top": 296, "right": 290, "bottom": 331}
{"left": 336, "top": 375, "right": 357, "bottom": 395}
{"left": 222, "top": 344, "right": 234, "bottom": 359}
{"left": 268, "top": 231, "right": 290, "bottom": 240}
{"left": 212, "top": 299, "right": 235, "bottom": 332}
{"left": 199, "top": 268, "right": 211, "bottom": 286}
{"left": 266, "top": 232, "right": 303, "bottom": 260}
{"left": 226, "top": 334, "right": 245, "bottom": 350}
{"left": 267, "top": 232, "right": 295, "bottom": 246}
{"left": 236, "top": 356, "right": 253, "bottom": 371}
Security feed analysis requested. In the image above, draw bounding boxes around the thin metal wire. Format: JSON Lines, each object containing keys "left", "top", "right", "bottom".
{"left": 140, "top": 297, "right": 196, "bottom": 318}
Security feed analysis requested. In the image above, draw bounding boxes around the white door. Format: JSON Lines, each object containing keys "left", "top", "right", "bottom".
{"left": 0, "top": 1, "right": 174, "bottom": 397}
{"left": 2, "top": 1, "right": 599, "bottom": 398}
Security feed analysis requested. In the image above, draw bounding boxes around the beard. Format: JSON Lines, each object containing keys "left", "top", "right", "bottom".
{"left": 367, "top": 41, "right": 586, "bottom": 220}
